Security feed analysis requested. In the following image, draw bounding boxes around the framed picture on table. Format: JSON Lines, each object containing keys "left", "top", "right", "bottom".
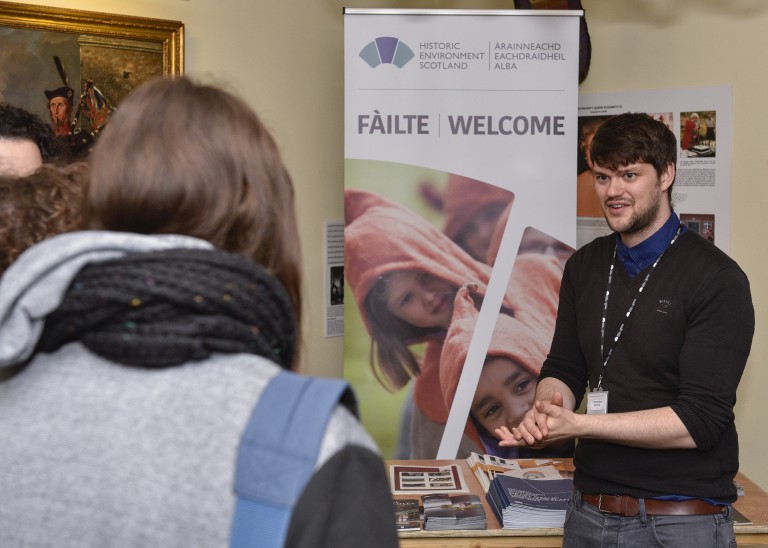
{"left": 0, "top": 1, "right": 184, "bottom": 159}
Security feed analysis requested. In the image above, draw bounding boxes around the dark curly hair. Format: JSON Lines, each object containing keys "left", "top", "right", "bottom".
{"left": 0, "top": 103, "right": 62, "bottom": 161}
{"left": 0, "top": 162, "right": 88, "bottom": 275}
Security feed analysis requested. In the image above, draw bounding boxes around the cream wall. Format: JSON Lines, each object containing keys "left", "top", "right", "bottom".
{"left": 11, "top": 0, "right": 767, "bottom": 490}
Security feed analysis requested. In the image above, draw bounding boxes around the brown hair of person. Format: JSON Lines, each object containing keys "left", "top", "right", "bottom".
{"left": 362, "top": 273, "right": 473, "bottom": 392}
{"left": 590, "top": 112, "right": 678, "bottom": 199}
{"left": 363, "top": 275, "right": 428, "bottom": 391}
{"left": 86, "top": 77, "right": 303, "bottom": 349}
{"left": 0, "top": 162, "right": 88, "bottom": 275}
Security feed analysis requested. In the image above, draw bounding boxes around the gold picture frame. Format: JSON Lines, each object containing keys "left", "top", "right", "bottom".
{"left": 0, "top": 1, "right": 183, "bottom": 142}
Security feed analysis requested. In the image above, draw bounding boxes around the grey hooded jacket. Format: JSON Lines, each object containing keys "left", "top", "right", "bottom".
{"left": 0, "top": 231, "right": 397, "bottom": 548}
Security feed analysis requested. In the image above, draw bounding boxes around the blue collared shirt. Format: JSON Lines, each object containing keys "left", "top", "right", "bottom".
{"left": 615, "top": 212, "right": 686, "bottom": 277}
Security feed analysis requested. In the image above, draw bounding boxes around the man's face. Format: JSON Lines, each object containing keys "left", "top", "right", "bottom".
{"left": 49, "top": 97, "right": 71, "bottom": 125}
{"left": 0, "top": 138, "right": 43, "bottom": 176}
{"left": 592, "top": 161, "right": 674, "bottom": 246}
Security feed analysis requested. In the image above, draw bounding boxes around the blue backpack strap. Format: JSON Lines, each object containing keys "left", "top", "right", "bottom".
{"left": 230, "top": 370, "right": 352, "bottom": 548}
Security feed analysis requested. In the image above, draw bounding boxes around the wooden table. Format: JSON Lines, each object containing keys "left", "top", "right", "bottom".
{"left": 387, "top": 459, "right": 768, "bottom": 548}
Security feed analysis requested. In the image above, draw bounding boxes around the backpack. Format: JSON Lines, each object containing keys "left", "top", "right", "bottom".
{"left": 229, "top": 370, "right": 355, "bottom": 548}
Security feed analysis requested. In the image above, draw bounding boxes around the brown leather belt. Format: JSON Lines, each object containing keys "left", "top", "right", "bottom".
{"left": 582, "top": 493, "right": 725, "bottom": 517}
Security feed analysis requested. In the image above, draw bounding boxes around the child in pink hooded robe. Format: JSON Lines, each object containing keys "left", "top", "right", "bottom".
{"left": 344, "top": 189, "right": 561, "bottom": 458}
{"left": 440, "top": 285, "right": 574, "bottom": 458}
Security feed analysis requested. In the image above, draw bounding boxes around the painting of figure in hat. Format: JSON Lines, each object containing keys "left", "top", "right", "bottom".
{"left": 1, "top": 25, "right": 163, "bottom": 160}
{"left": 45, "top": 81, "right": 75, "bottom": 139}
{"left": 41, "top": 55, "right": 116, "bottom": 159}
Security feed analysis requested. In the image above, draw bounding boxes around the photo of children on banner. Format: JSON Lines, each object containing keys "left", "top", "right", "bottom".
{"left": 439, "top": 284, "right": 574, "bottom": 460}
{"left": 487, "top": 211, "right": 573, "bottom": 271}
{"left": 439, "top": 174, "right": 515, "bottom": 264}
{"left": 344, "top": 188, "right": 562, "bottom": 459}
{"left": 423, "top": 174, "right": 573, "bottom": 269}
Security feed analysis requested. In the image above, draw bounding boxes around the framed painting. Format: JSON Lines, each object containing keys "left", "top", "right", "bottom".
{"left": 0, "top": 1, "right": 183, "bottom": 157}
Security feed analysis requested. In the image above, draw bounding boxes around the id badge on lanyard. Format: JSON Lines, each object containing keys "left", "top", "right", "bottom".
{"left": 587, "top": 387, "right": 609, "bottom": 414}
{"left": 592, "top": 227, "right": 680, "bottom": 417}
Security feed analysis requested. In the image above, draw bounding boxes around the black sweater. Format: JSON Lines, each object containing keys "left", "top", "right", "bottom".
{"left": 541, "top": 231, "right": 754, "bottom": 502}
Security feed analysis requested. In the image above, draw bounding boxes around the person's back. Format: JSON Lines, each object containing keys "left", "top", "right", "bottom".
{"left": 0, "top": 163, "right": 88, "bottom": 384}
{"left": 0, "top": 320, "right": 294, "bottom": 545}
{"left": 0, "top": 77, "right": 398, "bottom": 548}
{"left": 0, "top": 293, "right": 379, "bottom": 546}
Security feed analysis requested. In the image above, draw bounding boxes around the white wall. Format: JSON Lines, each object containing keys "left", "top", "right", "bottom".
{"left": 8, "top": 0, "right": 767, "bottom": 490}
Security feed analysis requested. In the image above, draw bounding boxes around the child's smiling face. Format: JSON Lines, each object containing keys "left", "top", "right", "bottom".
{"left": 471, "top": 357, "right": 537, "bottom": 437}
{"left": 383, "top": 271, "right": 456, "bottom": 329}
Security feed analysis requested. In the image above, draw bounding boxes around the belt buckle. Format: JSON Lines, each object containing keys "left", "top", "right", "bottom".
{"left": 597, "top": 494, "right": 608, "bottom": 513}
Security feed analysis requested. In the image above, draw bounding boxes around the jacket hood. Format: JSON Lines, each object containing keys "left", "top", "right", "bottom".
{"left": 0, "top": 231, "right": 212, "bottom": 368}
{"left": 344, "top": 189, "right": 493, "bottom": 335}
{"left": 441, "top": 174, "right": 514, "bottom": 241}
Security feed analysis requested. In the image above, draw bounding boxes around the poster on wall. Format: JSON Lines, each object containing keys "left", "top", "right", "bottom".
{"left": 577, "top": 86, "right": 732, "bottom": 253}
{"left": 343, "top": 9, "right": 581, "bottom": 459}
{"left": 324, "top": 221, "right": 345, "bottom": 337}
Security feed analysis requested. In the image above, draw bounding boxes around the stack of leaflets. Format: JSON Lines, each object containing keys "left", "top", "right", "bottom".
{"left": 393, "top": 498, "right": 421, "bottom": 531}
{"left": 466, "top": 452, "right": 519, "bottom": 492}
{"left": 466, "top": 452, "right": 571, "bottom": 493}
{"left": 422, "top": 494, "right": 487, "bottom": 531}
{"left": 486, "top": 475, "right": 573, "bottom": 529}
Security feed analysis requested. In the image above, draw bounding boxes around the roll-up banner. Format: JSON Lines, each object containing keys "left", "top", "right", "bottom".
{"left": 343, "top": 9, "right": 581, "bottom": 459}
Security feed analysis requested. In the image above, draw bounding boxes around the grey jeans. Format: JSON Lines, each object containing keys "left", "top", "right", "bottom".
{"left": 562, "top": 491, "right": 736, "bottom": 548}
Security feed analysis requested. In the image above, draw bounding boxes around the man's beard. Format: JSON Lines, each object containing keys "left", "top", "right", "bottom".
{"left": 605, "top": 181, "right": 663, "bottom": 237}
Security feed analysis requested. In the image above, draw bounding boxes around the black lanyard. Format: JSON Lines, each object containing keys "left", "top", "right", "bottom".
{"left": 595, "top": 225, "right": 682, "bottom": 390}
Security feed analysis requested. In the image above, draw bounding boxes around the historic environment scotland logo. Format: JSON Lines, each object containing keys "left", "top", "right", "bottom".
{"left": 359, "top": 36, "right": 414, "bottom": 68}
